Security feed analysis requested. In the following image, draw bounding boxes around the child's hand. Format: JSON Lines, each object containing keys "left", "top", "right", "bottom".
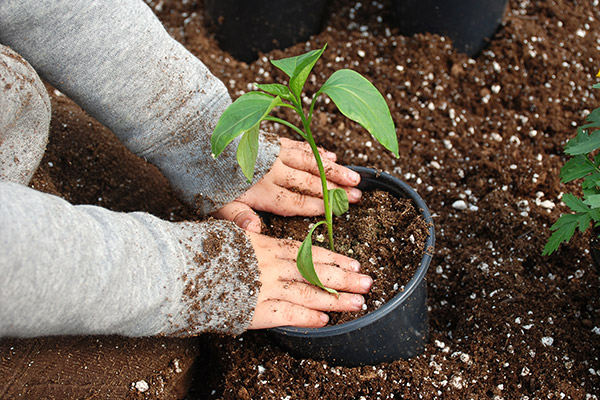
{"left": 245, "top": 231, "right": 372, "bottom": 329}
{"left": 212, "top": 138, "right": 362, "bottom": 233}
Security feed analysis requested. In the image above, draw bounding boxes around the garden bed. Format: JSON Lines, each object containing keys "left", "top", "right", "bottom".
{"left": 5, "top": 0, "right": 598, "bottom": 398}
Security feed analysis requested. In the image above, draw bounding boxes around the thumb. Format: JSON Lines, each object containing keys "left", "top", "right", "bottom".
{"left": 212, "top": 201, "right": 262, "bottom": 233}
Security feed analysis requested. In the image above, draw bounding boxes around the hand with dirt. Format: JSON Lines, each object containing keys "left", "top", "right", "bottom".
{"left": 245, "top": 231, "right": 372, "bottom": 329}
{"left": 213, "top": 138, "right": 362, "bottom": 233}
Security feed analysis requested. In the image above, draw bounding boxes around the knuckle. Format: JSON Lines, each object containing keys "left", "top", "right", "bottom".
{"left": 298, "top": 284, "right": 318, "bottom": 303}
{"left": 322, "top": 161, "right": 335, "bottom": 177}
{"left": 304, "top": 174, "right": 317, "bottom": 190}
{"left": 281, "top": 306, "right": 297, "bottom": 324}
{"left": 291, "top": 192, "right": 306, "bottom": 209}
{"left": 301, "top": 149, "right": 314, "bottom": 166}
{"left": 284, "top": 170, "right": 296, "bottom": 187}
{"left": 273, "top": 191, "right": 294, "bottom": 216}
{"left": 232, "top": 210, "right": 250, "bottom": 225}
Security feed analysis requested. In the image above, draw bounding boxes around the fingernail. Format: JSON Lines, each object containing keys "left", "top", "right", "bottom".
{"left": 360, "top": 276, "right": 373, "bottom": 291}
{"left": 248, "top": 221, "right": 261, "bottom": 233}
{"left": 325, "top": 151, "right": 337, "bottom": 160}
{"left": 320, "top": 313, "right": 330, "bottom": 324}
{"left": 351, "top": 295, "right": 365, "bottom": 308}
{"left": 240, "top": 219, "right": 251, "bottom": 230}
{"left": 347, "top": 171, "right": 360, "bottom": 184}
{"left": 349, "top": 188, "right": 362, "bottom": 201}
{"left": 350, "top": 260, "right": 361, "bottom": 272}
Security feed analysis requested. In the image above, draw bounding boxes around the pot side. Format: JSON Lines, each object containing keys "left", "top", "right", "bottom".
{"left": 270, "top": 167, "right": 435, "bottom": 367}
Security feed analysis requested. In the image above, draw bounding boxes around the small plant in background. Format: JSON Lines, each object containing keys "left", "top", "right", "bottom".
{"left": 543, "top": 71, "right": 600, "bottom": 256}
{"left": 211, "top": 44, "right": 399, "bottom": 293}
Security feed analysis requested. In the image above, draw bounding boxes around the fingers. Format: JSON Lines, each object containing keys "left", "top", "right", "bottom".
{"left": 276, "top": 165, "right": 333, "bottom": 198}
{"left": 271, "top": 161, "right": 363, "bottom": 203}
{"left": 269, "top": 236, "right": 362, "bottom": 273}
{"left": 225, "top": 138, "right": 361, "bottom": 221}
{"left": 246, "top": 231, "right": 373, "bottom": 330}
{"left": 238, "top": 178, "right": 326, "bottom": 217}
{"left": 271, "top": 281, "right": 366, "bottom": 312}
{"left": 249, "top": 236, "right": 372, "bottom": 294}
{"left": 280, "top": 137, "right": 337, "bottom": 162}
{"left": 246, "top": 232, "right": 370, "bottom": 288}
{"left": 279, "top": 261, "right": 373, "bottom": 294}
{"left": 248, "top": 273, "right": 368, "bottom": 330}
{"left": 212, "top": 201, "right": 262, "bottom": 233}
{"left": 237, "top": 161, "right": 361, "bottom": 217}
{"left": 249, "top": 300, "right": 329, "bottom": 329}
{"left": 278, "top": 142, "right": 361, "bottom": 188}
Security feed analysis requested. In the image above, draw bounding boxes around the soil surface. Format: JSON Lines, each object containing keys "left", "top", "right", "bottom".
{"left": 6, "top": 0, "right": 599, "bottom": 398}
{"left": 262, "top": 190, "right": 430, "bottom": 325}
{"left": 0, "top": 336, "right": 200, "bottom": 399}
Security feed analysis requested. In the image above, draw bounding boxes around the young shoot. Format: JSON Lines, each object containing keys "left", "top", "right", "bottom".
{"left": 543, "top": 71, "right": 600, "bottom": 255}
{"left": 211, "top": 45, "right": 399, "bottom": 294}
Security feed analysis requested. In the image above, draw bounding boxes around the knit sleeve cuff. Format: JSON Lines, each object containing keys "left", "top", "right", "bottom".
{"left": 164, "top": 220, "right": 260, "bottom": 336}
{"left": 141, "top": 124, "right": 281, "bottom": 216}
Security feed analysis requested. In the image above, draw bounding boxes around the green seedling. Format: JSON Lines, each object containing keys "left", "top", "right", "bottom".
{"left": 543, "top": 71, "right": 600, "bottom": 255}
{"left": 211, "top": 44, "right": 398, "bottom": 294}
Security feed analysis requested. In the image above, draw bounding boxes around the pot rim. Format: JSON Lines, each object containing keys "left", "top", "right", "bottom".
{"left": 272, "top": 166, "right": 435, "bottom": 338}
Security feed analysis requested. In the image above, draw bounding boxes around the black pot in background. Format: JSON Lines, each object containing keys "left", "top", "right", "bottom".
{"left": 391, "top": 0, "right": 508, "bottom": 57}
{"left": 204, "top": 0, "right": 329, "bottom": 63}
{"left": 270, "top": 167, "right": 435, "bottom": 367}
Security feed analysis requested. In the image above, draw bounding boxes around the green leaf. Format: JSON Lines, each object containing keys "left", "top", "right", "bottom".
{"left": 562, "top": 193, "right": 591, "bottom": 214}
{"left": 542, "top": 212, "right": 591, "bottom": 255}
{"left": 319, "top": 69, "right": 399, "bottom": 157}
{"left": 560, "top": 155, "right": 596, "bottom": 183}
{"left": 583, "top": 193, "right": 600, "bottom": 209}
{"left": 581, "top": 107, "right": 600, "bottom": 128}
{"left": 271, "top": 45, "right": 327, "bottom": 100}
{"left": 591, "top": 208, "right": 600, "bottom": 222}
{"left": 593, "top": 83, "right": 600, "bottom": 89}
{"left": 582, "top": 172, "right": 600, "bottom": 193}
{"left": 297, "top": 221, "right": 339, "bottom": 296}
{"left": 236, "top": 125, "right": 259, "bottom": 182}
{"left": 256, "top": 83, "right": 294, "bottom": 101}
{"left": 211, "top": 92, "right": 280, "bottom": 157}
{"left": 564, "top": 127, "right": 600, "bottom": 156}
{"left": 329, "top": 188, "right": 349, "bottom": 217}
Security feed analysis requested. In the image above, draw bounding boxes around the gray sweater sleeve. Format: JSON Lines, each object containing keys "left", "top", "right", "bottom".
{"left": 0, "top": 182, "right": 260, "bottom": 337}
{"left": 0, "top": 0, "right": 280, "bottom": 215}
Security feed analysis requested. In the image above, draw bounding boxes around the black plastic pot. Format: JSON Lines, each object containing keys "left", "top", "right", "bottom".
{"left": 391, "top": 0, "right": 508, "bottom": 57}
{"left": 270, "top": 166, "right": 435, "bottom": 367}
{"left": 204, "top": 0, "right": 329, "bottom": 63}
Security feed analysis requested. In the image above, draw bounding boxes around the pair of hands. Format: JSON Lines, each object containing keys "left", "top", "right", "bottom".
{"left": 213, "top": 138, "right": 372, "bottom": 330}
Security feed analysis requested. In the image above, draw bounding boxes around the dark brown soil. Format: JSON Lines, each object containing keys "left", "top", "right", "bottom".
{"left": 262, "top": 190, "right": 429, "bottom": 325}
{"left": 0, "top": 336, "right": 200, "bottom": 399}
{"left": 2, "top": 0, "right": 598, "bottom": 398}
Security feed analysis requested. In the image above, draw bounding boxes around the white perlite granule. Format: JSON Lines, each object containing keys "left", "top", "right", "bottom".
{"left": 541, "top": 337, "right": 554, "bottom": 347}
{"left": 134, "top": 380, "right": 149, "bottom": 392}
